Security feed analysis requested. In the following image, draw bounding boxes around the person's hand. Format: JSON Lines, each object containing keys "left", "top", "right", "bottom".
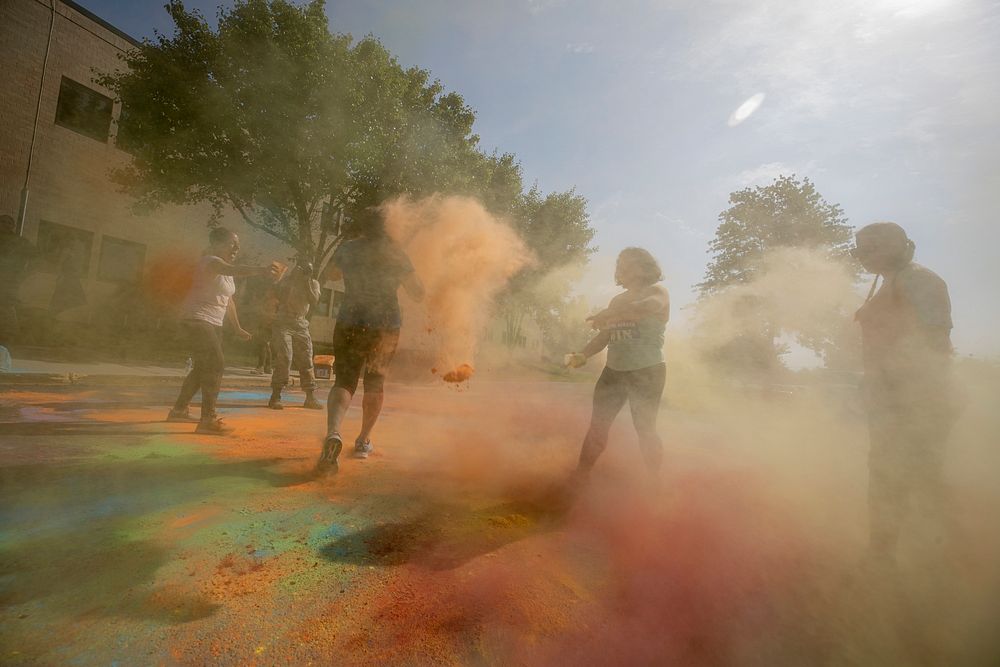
{"left": 564, "top": 352, "right": 587, "bottom": 369}
{"left": 263, "top": 262, "right": 284, "bottom": 280}
{"left": 237, "top": 328, "right": 252, "bottom": 341}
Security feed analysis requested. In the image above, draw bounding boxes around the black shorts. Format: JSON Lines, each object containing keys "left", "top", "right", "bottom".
{"left": 593, "top": 363, "right": 666, "bottom": 419}
{"left": 333, "top": 324, "right": 400, "bottom": 394}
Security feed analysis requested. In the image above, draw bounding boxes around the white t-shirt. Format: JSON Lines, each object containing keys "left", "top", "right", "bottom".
{"left": 180, "top": 255, "right": 235, "bottom": 326}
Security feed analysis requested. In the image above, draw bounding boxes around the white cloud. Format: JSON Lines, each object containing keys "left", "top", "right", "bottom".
{"left": 663, "top": 0, "right": 999, "bottom": 134}
{"left": 565, "top": 42, "right": 595, "bottom": 54}
{"left": 735, "top": 162, "right": 794, "bottom": 187}
{"left": 653, "top": 211, "right": 707, "bottom": 238}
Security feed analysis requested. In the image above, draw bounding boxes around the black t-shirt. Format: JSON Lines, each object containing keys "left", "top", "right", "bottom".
{"left": 333, "top": 237, "right": 414, "bottom": 330}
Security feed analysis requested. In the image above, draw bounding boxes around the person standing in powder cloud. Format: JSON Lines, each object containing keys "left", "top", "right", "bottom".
{"left": 852, "top": 222, "right": 957, "bottom": 568}
{"left": 316, "top": 208, "right": 424, "bottom": 474}
{"left": 268, "top": 258, "right": 323, "bottom": 410}
{"left": 167, "top": 227, "right": 278, "bottom": 435}
{"left": 566, "top": 247, "right": 670, "bottom": 484}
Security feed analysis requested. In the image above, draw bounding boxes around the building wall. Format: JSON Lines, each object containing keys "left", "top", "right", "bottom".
{"left": 0, "top": 0, "right": 291, "bottom": 335}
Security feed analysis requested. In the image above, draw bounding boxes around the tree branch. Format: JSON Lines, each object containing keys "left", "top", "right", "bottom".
{"left": 286, "top": 180, "right": 313, "bottom": 254}
{"left": 229, "top": 196, "right": 296, "bottom": 248}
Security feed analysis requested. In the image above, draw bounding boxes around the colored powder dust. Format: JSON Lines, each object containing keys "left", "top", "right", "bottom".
{"left": 441, "top": 364, "right": 474, "bottom": 384}
{"left": 144, "top": 253, "right": 197, "bottom": 307}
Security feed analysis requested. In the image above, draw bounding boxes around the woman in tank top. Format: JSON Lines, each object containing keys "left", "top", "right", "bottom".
{"left": 566, "top": 247, "right": 670, "bottom": 483}
{"left": 167, "top": 227, "right": 278, "bottom": 434}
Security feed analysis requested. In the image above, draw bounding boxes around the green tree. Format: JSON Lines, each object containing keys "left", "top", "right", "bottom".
{"left": 99, "top": 0, "right": 485, "bottom": 269}
{"left": 499, "top": 185, "right": 595, "bottom": 354}
{"left": 698, "top": 175, "right": 852, "bottom": 295}
{"left": 697, "top": 175, "right": 857, "bottom": 370}
{"left": 99, "top": 0, "right": 598, "bottom": 341}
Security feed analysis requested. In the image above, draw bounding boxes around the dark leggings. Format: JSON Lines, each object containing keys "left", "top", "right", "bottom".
{"left": 173, "top": 320, "right": 224, "bottom": 423}
{"left": 578, "top": 363, "right": 666, "bottom": 472}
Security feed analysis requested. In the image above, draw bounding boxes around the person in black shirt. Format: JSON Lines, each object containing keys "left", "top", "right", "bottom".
{"left": 316, "top": 209, "right": 424, "bottom": 474}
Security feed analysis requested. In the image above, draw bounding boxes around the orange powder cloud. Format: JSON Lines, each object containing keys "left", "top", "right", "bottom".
{"left": 382, "top": 196, "right": 532, "bottom": 380}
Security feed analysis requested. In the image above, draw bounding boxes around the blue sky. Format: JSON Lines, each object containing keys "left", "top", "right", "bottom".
{"left": 82, "top": 0, "right": 1000, "bottom": 356}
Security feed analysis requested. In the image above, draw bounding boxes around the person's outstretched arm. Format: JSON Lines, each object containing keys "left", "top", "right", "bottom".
{"left": 589, "top": 286, "right": 669, "bottom": 329}
{"left": 567, "top": 329, "right": 611, "bottom": 367}
{"left": 206, "top": 257, "right": 276, "bottom": 279}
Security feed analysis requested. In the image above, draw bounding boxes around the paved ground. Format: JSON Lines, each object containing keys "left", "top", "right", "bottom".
{"left": 1, "top": 377, "right": 999, "bottom": 665}
{"left": 0, "top": 357, "right": 289, "bottom": 387}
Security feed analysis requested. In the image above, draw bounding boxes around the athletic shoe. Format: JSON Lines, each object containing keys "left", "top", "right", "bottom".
{"left": 316, "top": 433, "right": 343, "bottom": 474}
{"left": 353, "top": 438, "right": 373, "bottom": 459}
{"left": 195, "top": 418, "right": 233, "bottom": 435}
{"left": 166, "top": 408, "right": 199, "bottom": 423}
{"left": 302, "top": 393, "right": 322, "bottom": 410}
{"left": 268, "top": 394, "right": 284, "bottom": 410}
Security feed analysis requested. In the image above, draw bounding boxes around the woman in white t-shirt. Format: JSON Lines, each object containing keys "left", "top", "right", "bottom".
{"left": 167, "top": 227, "right": 277, "bottom": 434}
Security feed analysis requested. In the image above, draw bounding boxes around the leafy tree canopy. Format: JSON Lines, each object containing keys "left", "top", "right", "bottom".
{"left": 698, "top": 175, "right": 853, "bottom": 296}
{"left": 100, "top": 0, "right": 594, "bottom": 290}
{"left": 697, "top": 174, "right": 859, "bottom": 371}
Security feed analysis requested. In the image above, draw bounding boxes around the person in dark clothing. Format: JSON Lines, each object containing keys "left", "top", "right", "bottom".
{"left": 853, "top": 221, "right": 957, "bottom": 566}
{"left": 167, "top": 227, "right": 278, "bottom": 435}
{"left": 316, "top": 209, "right": 424, "bottom": 474}
{"left": 268, "top": 259, "right": 322, "bottom": 410}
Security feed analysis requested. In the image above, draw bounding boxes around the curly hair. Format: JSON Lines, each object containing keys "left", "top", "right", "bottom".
{"left": 616, "top": 247, "right": 663, "bottom": 286}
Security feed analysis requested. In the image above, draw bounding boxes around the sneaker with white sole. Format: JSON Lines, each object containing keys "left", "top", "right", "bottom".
{"left": 166, "top": 408, "right": 199, "bottom": 423}
{"left": 316, "top": 433, "right": 343, "bottom": 475}
{"left": 195, "top": 418, "right": 233, "bottom": 435}
{"left": 353, "top": 438, "right": 373, "bottom": 459}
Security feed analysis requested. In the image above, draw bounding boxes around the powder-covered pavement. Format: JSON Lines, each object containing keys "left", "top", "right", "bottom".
{"left": 1, "top": 380, "right": 998, "bottom": 665}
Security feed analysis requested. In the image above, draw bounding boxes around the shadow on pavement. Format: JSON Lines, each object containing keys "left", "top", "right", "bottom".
{"left": 320, "top": 493, "right": 572, "bottom": 571}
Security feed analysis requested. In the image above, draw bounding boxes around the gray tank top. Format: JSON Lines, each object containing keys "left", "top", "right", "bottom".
{"left": 606, "top": 314, "right": 666, "bottom": 371}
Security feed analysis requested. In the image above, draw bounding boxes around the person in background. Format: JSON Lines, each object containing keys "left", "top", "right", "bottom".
{"left": 853, "top": 221, "right": 957, "bottom": 568}
{"left": 566, "top": 247, "right": 670, "bottom": 485}
{"left": 268, "top": 258, "right": 322, "bottom": 410}
{"left": 167, "top": 227, "right": 277, "bottom": 434}
{"left": 0, "top": 215, "right": 34, "bottom": 370}
{"left": 316, "top": 208, "right": 424, "bottom": 474}
{"left": 250, "top": 276, "right": 277, "bottom": 375}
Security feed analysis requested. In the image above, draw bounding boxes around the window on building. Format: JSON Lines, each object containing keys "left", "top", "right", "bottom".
{"left": 98, "top": 235, "right": 146, "bottom": 284}
{"left": 54, "top": 76, "right": 113, "bottom": 143}
{"left": 318, "top": 287, "right": 333, "bottom": 317}
{"left": 35, "top": 220, "right": 94, "bottom": 276}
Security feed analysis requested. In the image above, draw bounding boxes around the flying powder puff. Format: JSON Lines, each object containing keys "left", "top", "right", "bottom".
{"left": 727, "top": 92, "right": 766, "bottom": 127}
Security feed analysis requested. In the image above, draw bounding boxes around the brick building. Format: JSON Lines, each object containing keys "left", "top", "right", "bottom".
{"left": 0, "top": 0, "right": 361, "bottom": 355}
